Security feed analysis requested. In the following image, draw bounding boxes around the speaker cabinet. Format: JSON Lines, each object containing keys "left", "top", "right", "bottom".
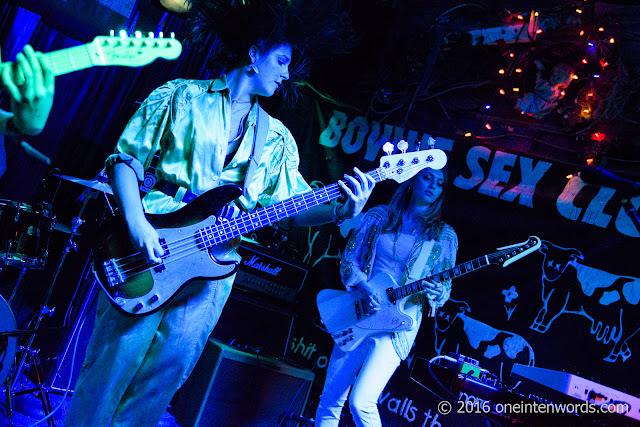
{"left": 210, "top": 289, "right": 296, "bottom": 358}
{"left": 173, "top": 338, "right": 314, "bottom": 427}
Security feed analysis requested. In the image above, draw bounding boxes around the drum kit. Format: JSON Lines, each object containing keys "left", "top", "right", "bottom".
{"left": 0, "top": 172, "right": 113, "bottom": 421}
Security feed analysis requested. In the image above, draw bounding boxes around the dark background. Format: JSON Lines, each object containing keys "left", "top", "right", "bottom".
{"left": 0, "top": 0, "right": 638, "bottom": 425}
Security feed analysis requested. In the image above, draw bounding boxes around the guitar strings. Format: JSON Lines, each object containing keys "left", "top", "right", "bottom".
{"left": 111, "top": 179, "right": 347, "bottom": 268}
{"left": 111, "top": 181, "right": 346, "bottom": 269}
{"left": 112, "top": 163, "right": 435, "bottom": 279}
{"left": 109, "top": 162, "right": 431, "bottom": 282}
{"left": 388, "top": 245, "right": 530, "bottom": 302}
{"left": 112, "top": 182, "right": 349, "bottom": 277}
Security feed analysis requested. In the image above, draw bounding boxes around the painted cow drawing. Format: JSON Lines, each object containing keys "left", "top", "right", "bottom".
{"left": 531, "top": 240, "right": 640, "bottom": 362}
{"left": 434, "top": 299, "right": 535, "bottom": 388}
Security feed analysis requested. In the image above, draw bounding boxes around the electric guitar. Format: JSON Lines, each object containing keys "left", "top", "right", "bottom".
{"left": 0, "top": 32, "right": 181, "bottom": 85}
{"left": 93, "top": 146, "right": 448, "bottom": 315}
{"left": 316, "top": 236, "right": 541, "bottom": 352}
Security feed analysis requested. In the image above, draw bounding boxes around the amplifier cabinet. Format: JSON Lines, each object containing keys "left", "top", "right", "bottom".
{"left": 174, "top": 338, "right": 314, "bottom": 427}
{"left": 235, "top": 243, "right": 308, "bottom": 303}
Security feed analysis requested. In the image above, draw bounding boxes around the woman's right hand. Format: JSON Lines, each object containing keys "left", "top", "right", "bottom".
{"left": 127, "top": 217, "right": 164, "bottom": 264}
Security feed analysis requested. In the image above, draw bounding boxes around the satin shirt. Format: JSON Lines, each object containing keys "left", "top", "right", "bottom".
{"left": 106, "top": 77, "right": 311, "bottom": 215}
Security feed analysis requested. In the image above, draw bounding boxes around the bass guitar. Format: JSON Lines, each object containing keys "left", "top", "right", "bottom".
{"left": 0, "top": 31, "right": 181, "bottom": 85}
{"left": 93, "top": 145, "right": 447, "bottom": 315}
{"left": 316, "top": 236, "right": 541, "bottom": 352}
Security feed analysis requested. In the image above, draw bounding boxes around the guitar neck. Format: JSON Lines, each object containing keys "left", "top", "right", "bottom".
{"left": 199, "top": 168, "right": 384, "bottom": 247}
{"left": 389, "top": 255, "right": 492, "bottom": 303}
{"left": 44, "top": 44, "right": 98, "bottom": 76}
{"left": 0, "top": 44, "right": 95, "bottom": 87}
{"left": 388, "top": 236, "right": 540, "bottom": 302}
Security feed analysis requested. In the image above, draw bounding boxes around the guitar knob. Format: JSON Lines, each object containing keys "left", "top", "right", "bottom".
{"left": 397, "top": 140, "right": 408, "bottom": 153}
{"left": 426, "top": 155, "right": 434, "bottom": 162}
{"left": 397, "top": 159, "right": 405, "bottom": 167}
{"left": 412, "top": 157, "right": 419, "bottom": 164}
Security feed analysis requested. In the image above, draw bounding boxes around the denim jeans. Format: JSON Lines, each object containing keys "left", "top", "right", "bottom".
{"left": 65, "top": 275, "right": 234, "bottom": 427}
{"left": 315, "top": 334, "right": 401, "bottom": 427}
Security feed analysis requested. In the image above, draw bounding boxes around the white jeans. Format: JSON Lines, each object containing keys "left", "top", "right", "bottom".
{"left": 315, "top": 334, "right": 401, "bottom": 427}
{"left": 65, "top": 275, "right": 234, "bottom": 427}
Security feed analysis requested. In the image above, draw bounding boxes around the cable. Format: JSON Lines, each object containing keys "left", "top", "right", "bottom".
{"left": 312, "top": 316, "right": 330, "bottom": 334}
{"left": 25, "top": 307, "right": 89, "bottom": 427}
{"left": 434, "top": 4, "right": 488, "bottom": 23}
{"left": 276, "top": 350, "right": 321, "bottom": 427}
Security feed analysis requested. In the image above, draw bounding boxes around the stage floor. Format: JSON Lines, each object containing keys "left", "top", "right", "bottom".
{"left": 0, "top": 388, "right": 181, "bottom": 427}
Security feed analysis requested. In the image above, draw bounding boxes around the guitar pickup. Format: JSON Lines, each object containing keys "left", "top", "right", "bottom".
{"left": 154, "top": 238, "right": 169, "bottom": 273}
{"left": 159, "top": 238, "right": 170, "bottom": 256}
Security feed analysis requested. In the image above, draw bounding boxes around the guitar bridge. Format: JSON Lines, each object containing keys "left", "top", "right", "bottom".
{"left": 103, "top": 258, "right": 125, "bottom": 288}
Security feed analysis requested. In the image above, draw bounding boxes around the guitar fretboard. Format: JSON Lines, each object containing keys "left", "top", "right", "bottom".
{"left": 45, "top": 45, "right": 96, "bottom": 76}
{"left": 387, "top": 238, "right": 539, "bottom": 302}
{"left": 196, "top": 168, "right": 385, "bottom": 248}
{"left": 389, "top": 255, "right": 491, "bottom": 302}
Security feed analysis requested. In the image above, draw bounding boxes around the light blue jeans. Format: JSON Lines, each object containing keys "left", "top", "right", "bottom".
{"left": 65, "top": 275, "right": 234, "bottom": 427}
{"left": 315, "top": 334, "right": 401, "bottom": 427}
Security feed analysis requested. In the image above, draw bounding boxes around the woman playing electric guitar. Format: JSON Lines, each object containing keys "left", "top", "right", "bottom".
{"left": 315, "top": 167, "right": 458, "bottom": 427}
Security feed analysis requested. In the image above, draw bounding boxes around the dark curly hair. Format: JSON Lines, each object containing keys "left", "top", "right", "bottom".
{"left": 186, "top": 0, "right": 356, "bottom": 82}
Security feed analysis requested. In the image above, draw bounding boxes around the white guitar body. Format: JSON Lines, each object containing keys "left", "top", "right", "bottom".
{"left": 316, "top": 272, "right": 416, "bottom": 352}
{"left": 317, "top": 236, "right": 542, "bottom": 352}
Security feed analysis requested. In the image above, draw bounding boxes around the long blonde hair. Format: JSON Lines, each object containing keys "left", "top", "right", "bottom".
{"left": 385, "top": 168, "right": 447, "bottom": 241}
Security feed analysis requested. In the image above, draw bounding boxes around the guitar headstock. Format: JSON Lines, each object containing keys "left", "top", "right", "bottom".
{"left": 378, "top": 141, "right": 448, "bottom": 184}
{"left": 89, "top": 30, "right": 182, "bottom": 67}
{"left": 488, "top": 236, "right": 542, "bottom": 267}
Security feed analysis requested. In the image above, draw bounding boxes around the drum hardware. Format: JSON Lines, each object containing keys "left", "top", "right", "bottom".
{"left": 5, "top": 194, "right": 91, "bottom": 426}
{"left": 0, "top": 199, "right": 56, "bottom": 270}
{"left": 53, "top": 173, "right": 113, "bottom": 195}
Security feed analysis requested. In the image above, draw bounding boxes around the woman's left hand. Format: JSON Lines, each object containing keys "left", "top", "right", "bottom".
{"left": 337, "top": 167, "right": 376, "bottom": 219}
{"left": 3, "top": 45, "right": 55, "bottom": 135}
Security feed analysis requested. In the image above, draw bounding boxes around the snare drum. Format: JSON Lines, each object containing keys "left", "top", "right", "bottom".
{"left": 0, "top": 199, "right": 56, "bottom": 269}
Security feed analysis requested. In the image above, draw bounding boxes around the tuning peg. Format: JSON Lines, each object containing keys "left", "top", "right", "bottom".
{"left": 109, "top": 29, "right": 115, "bottom": 36}
{"left": 397, "top": 140, "right": 408, "bottom": 153}
{"left": 159, "top": 32, "right": 164, "bottom": 38}
{"left": 382, "top": 142, "right": 394, "bottom": 156}
{"left": 148, "top": 32, "right": 155, "bottom": 38}
{"left": 134, "top": 31, "right": 142, "bottom": 38}
{"left": 170, "top": 32, "right": 176, "bottom": 39}
{"left": 427, "top": 136, "right": 436, "bottom": 149}
{"left": 119, "top": 30, "right": 128, "bottom": 38}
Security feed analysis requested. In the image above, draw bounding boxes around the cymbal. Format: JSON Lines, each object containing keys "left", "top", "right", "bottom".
{"left": 55, "top": 174, "right": 113, "bottom": 195}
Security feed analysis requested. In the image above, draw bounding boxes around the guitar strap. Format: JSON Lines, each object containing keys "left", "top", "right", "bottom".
{"left": 244, "top": 103, "right": 269, "bottom": 196}
{"left": 151, "top": 104, "right": 269, "bottom": 203}
{"left": 408, "top": 239, "right": 438, "bottom": 317}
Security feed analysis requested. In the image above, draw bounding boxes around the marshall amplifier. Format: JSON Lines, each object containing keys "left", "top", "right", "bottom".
{"left": 235, "top": 242, "right": 309, "bottom": 303}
